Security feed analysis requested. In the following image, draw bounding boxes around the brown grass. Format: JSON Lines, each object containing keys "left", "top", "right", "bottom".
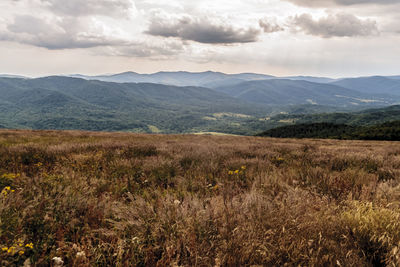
{"left": 1, "top": 129, "right": 400, "bottom": 266}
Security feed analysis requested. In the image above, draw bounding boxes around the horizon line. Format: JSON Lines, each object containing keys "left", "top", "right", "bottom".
{"left": 1, "top": 70, "right": 399, "bottom": 80}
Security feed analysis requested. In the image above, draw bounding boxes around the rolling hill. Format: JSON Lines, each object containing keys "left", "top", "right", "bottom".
{"left": 331, "top": 76, "right": 400, "bottom": 95}
{"left": 0, "top": 76, "right": 272, "bottom": 133}
{"left": 68, "top": 71, "right": 400, "bottom": 100}
{"left": 2, "top": 73, "right": 400, "bottom": 135}
{"left": 214, "top": 79, "right": 398, "bottom": 107}
{"left": 256, "top": 105, "right": 400, "bottom": 139}
{"left": 266, "top": 105, "right": 400, "bottom": 127}
{"left": 258, "top": 121, "right": 400, "bottom": 141}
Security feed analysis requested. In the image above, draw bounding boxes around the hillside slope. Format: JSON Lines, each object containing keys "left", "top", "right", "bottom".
{"left": 331, "top": 76, "right": 400, "bottom": 95}
{"left": 258, "top": 121, "right": 400, "bottom": 141}
{"left": 0, "top": 77, "right": 270, "bottom": 133}
{"left": 266, "top": 105, "right": 400, "bottom": 128}
{"left": 214, "top": 79, "right": 397, "bottom": 107}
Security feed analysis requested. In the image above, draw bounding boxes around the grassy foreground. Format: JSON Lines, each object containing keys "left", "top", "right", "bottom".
{"left": 1, "top": 130, "right": 400, "bottom": 266}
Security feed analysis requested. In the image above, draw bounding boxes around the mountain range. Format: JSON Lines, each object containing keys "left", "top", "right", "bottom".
{"left": 0, "top": 76, "right": 272, "bottom": 133}
{"left": 68, "top": 71, "right": 336, "bottom": 87}
{"left": 332, "top": 76, "right": 400, "bottom": 96}
{"left": 0, "top": 71, "right": 399, "bottom": 135}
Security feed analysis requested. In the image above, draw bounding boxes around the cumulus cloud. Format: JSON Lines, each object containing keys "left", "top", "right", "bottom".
{"left": 40, "top": 0, "right": 134, "bottom": 17}
{"left": 259, "top": 17, "right": 284, "bottom": 33}
{"left": 145, "top": 16, "right": 261, "bottom": 44}
{"left": 290, "top": 13, "right": 379, "bottom": 38}
{"left": 0, "top": 15, "right": 124, "bottom": 49}
{"left": 0, "top": 13, "right": 184, "bottom": 59}
{"left": 284, "top": 0, "right": 399, "bottom": 7}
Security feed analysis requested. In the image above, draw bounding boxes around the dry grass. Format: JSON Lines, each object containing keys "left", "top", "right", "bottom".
{"left": 1, "top": 129, "right": 400, "bottom": 266}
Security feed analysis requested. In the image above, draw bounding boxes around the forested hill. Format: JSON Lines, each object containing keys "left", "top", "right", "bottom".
{"left": 258, "top": 121, "right": 400, "bottom": 141}
{"left": 0, "top": 76, "right": 270, "bottom": 133}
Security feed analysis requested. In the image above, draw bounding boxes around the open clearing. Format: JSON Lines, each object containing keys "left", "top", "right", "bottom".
{"left": 1, "top": 129, "right": 400, "bottom": 266}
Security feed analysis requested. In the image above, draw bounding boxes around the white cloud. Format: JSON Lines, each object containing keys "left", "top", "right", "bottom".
{"left": 284, "top": 0, "right": 399, "bottom": 7}
{"left": 40, "top": 0, "right": 135, "bottom": 17}
{"left": 145, "top": 15, "right": 261, "bottom": 44}
{"left": 289, "top": 13, "right": 379, "bottom": 38}
{"left": 0, "top": 0, "right": 398, "bottom": 77}
{"left": 1, "top": 15, "right": 128, "bottom": 49}
{"left": 259, "top": 17, "right": 284, "bottom": 33}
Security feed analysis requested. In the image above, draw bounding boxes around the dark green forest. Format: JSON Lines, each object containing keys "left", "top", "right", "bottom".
{"left": 258, "top": 121, "right": 400, "bottom": 141}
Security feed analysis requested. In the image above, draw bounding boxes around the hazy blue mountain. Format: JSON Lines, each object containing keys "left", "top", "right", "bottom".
{"left": 387, "top": 76, "right": 400, "bottom": 80}
{"left": 71, "top": 71, "right": 400, "bottom": 93}
{"left": 66, "top": 71, "right": 277, "bottom": 87}
{"left": 280, "top": 76, "right": 335, "bottom": 83}
{"left": 232, "top": 73, "right": 275, "bottom": 80}
{"left": 66, "top": 71, "right": 340, "bottom": 88}
{"left": 202, "top": 78, "right": 248, "bottom": 88}
{"left": 0, "top": 74, "right": 28, "bottom": 79}
{"left": 214, "top": 79, "right": 397, "bottom": 107}
{"left": 331, "top": 76, "right": 400, "bottom": 95}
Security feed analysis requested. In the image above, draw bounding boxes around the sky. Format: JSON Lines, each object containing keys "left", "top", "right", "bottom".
{"left": 0, "top": 0, "right": 399, "bottom": 78}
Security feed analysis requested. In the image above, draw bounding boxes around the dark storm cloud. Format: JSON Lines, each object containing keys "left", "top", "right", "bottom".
{"left": 290, "top": 13, "right": 379, "bottom": 38}
{"left": 145, "top": 17, "right": 261, "bottom": 44}
{"left": 284, "top": 0, "right": 399, "bottom": 7}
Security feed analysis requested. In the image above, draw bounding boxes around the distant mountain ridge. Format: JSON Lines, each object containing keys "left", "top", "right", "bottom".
{"left": 66, "top": 71, "right": 400, "bottom": 92}
{"left": 0, "top": 74, "right": 28, "bottom": 79}
{"left": 331, "top": 76, "right": 400, "bottom": 95}
{"left": 214, "top": 79, "right": 399, "bottom": 107}
{"left": 68, "top": 71, "right": 276, "bottom": 88}
{"left": 67, "top": 71, "right": 345, "bottom": 87}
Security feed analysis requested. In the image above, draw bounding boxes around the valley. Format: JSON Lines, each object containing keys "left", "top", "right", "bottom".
{"left": 1, "top": 71, "right": 400, "bottom": 137}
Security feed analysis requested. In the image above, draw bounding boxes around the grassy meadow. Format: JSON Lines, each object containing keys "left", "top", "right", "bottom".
{"left": 1, "top": 129, "right": 400, "bottom": 266}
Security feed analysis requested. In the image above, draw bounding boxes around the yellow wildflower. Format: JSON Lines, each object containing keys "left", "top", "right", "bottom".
{"left": 4, "top": 186, "right": 10, "bottom": 191}
{"left": 234, "top": 170, "right": 239, "bottom": 174}
{"left": 19, "top": 250, "right": 24, "bottom": 255}
{"left": 1, "top": 173, "right": 20, "bottom": 179}
{"left": 241, "top": 165, "right": 246, "bottom": 170}
{"left": 7, "top": 246, "right": 15, "bottom": 254}
{"left": 1, "top": 247, "right": 8, "bottom": 252}
{"left": 228, "top": 171, "right": 234, "bottom": 175}
{"left": 25, "top": 243, "right": 34, "bottom": 249}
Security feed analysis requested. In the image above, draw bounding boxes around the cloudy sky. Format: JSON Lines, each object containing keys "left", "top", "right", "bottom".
{"left": 0, "top": 0, "right": 399, "bottom": 78}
